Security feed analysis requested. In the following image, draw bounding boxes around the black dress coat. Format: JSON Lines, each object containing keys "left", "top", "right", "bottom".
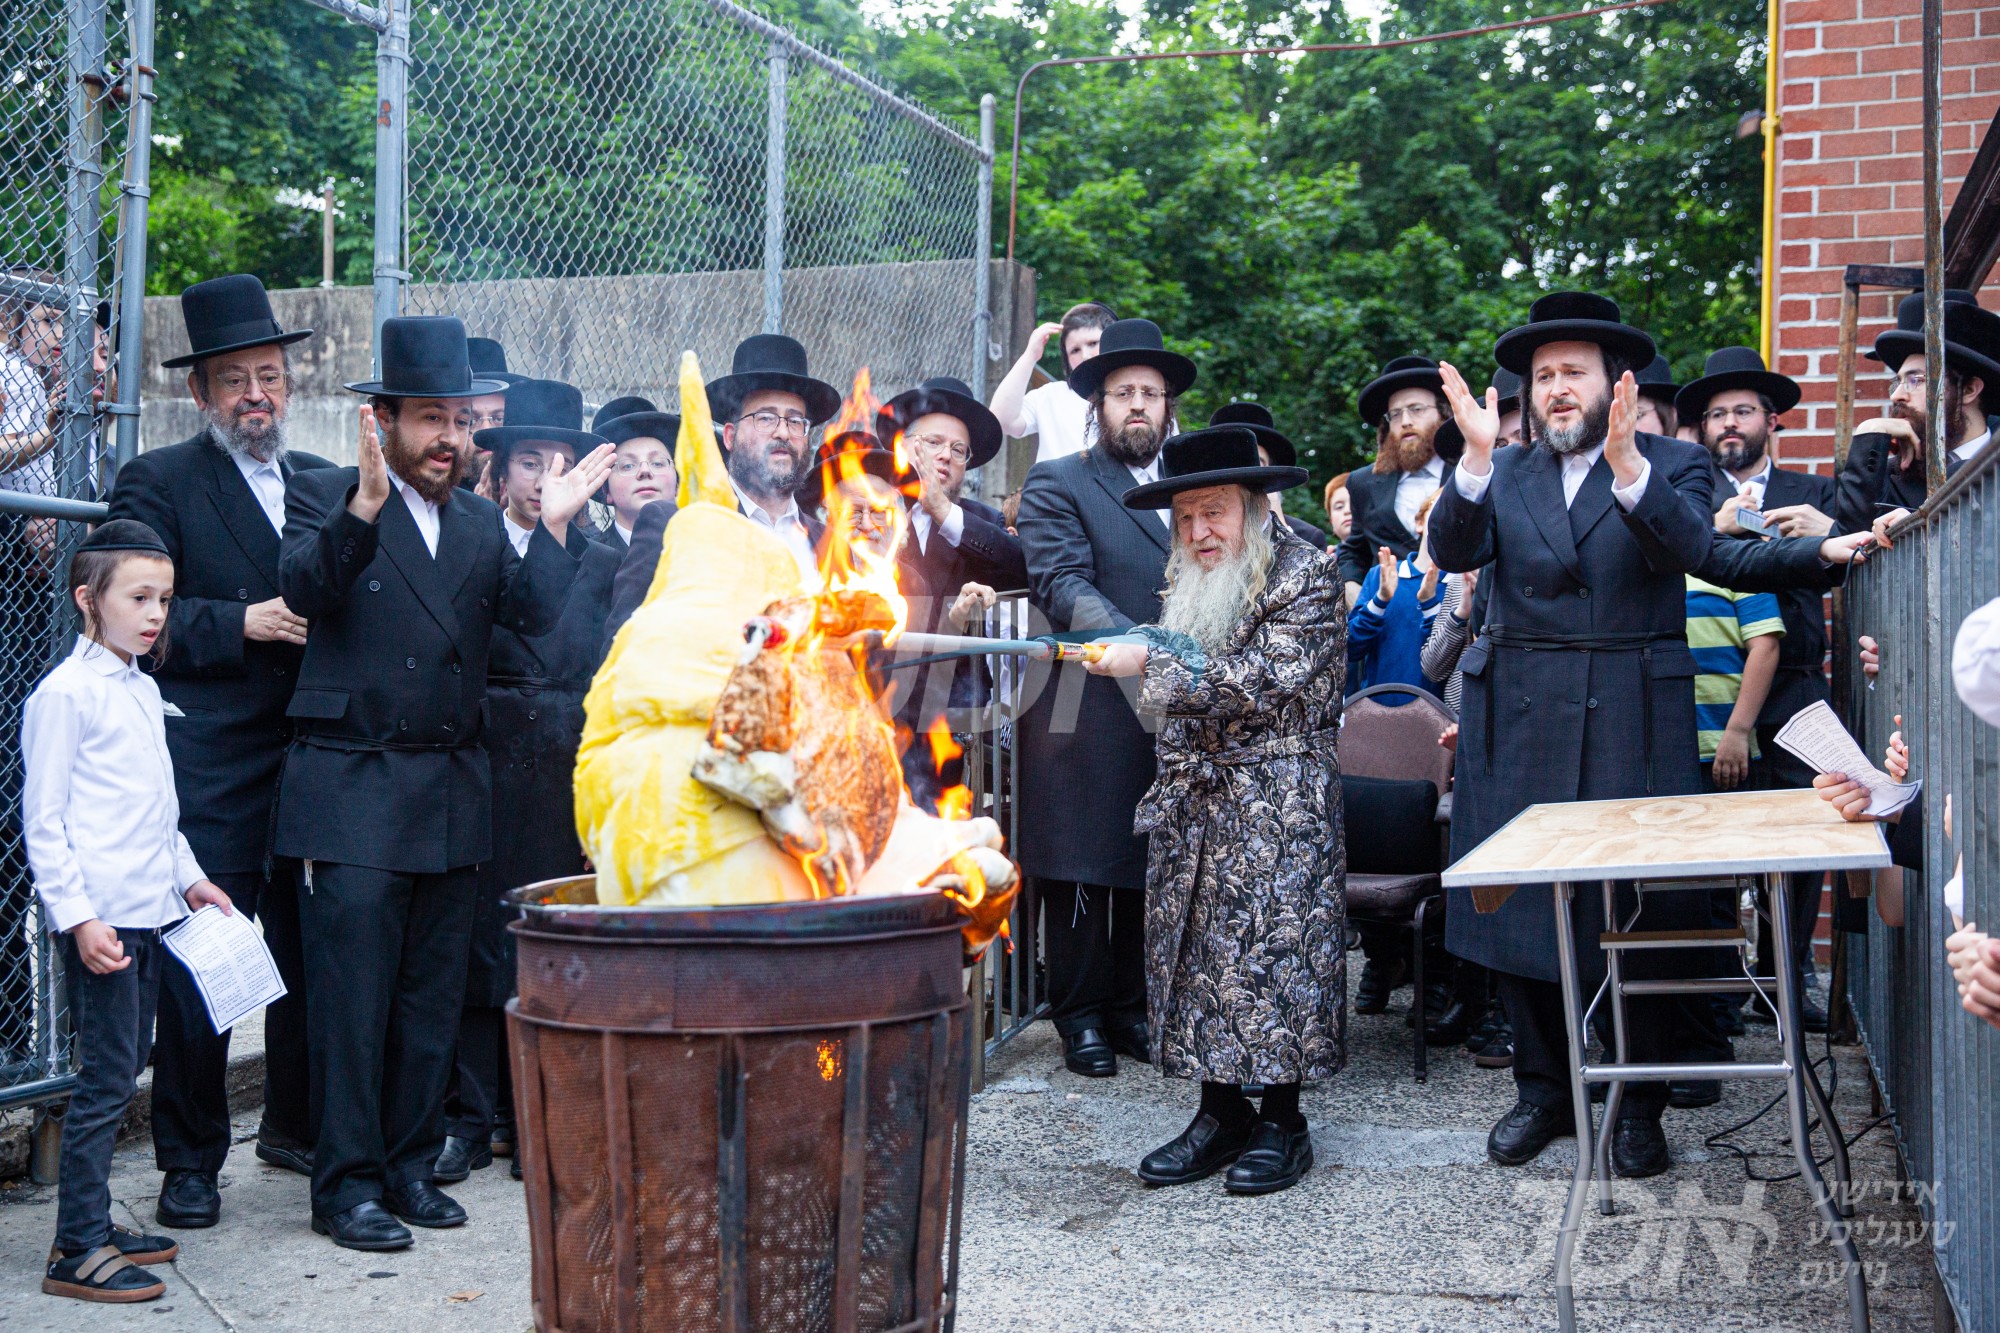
{"left": 272, "top": 471, "right": 582, "bottom": 874}
{"left": 464, "top": 526, "right": 619, "bottom": 1007}
{"left": 1013, "top": 446, "right": 1171, "bottom": 889}
{"left": 1335, "top": 465, "right": 1424, "bottom": 588}
{"left": 602, "top": 497, "right": 826, "bottom": 654}
{"left": 105, "top": 433, "right": 335, "bottom": 873}
{"left": 897, "top": 496, "right": 1028, "bottom": 720}
{"left": 1710, "top": 462, "right": 1838, "bottom": 726}
{"left": 1831, "top": 431, "right": 1950, "bottom": 536}
{"left": 1282, "top": 513, "right": 1329, "bottom": 547}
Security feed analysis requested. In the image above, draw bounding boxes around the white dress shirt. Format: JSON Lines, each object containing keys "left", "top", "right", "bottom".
{"left": 732, "top": 476, "right": 819, "bottom": 586}
{"left": 503, "top": 511, "right": 535, "bottom": 557}
{"left": 393, "top": 472, "right": 441, "bottom": 556}
{"left": 1125, "top": 455, "right": 1169, "bottom": 526}
{"left": 1952, "top": 429, "right": 1992, "bottom": 466}
{"left": 1394, "top": 455, "right": 1447, "bottom": 534}
{"left": 24, "top": 637, "right": 207, "bottom": 932}
{"left": 1726, "top": 459, "right": 1773, "bottom": 511}
{"left": 233, "top": 450, "right": 287, "bottom": 534}
{"left": 0, "top": 351, "right": 54, "bottom": 497}
{"left": 911, "top": 502, "right": 964, "bottom": 555}
{"left": 1021, "top": 380, "right": 1097, "bottom": 465}
{"left": 1953, "top": 594, "right": 2000, "bottom": 729}
{"left": 614, "top": 521, "right": 633, "bottom": 548}
{"left": 1454, "top": 443, "right": 1651, "bottom": 511}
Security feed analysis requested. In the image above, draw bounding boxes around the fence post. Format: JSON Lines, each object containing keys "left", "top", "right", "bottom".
{"left": 372, "top": 0, "right": 409, "bottom": 367}
{"left": 61, "top": 0, "right": 109, "bottom": 505}
{"left": 972, "top": 95, "right": 994, "bottom": 398}
{"left": 110, "top": 0, "right": 157, "bottom": 475}
{"left": 763, "top": 36, "right": 787, "bottom": 337}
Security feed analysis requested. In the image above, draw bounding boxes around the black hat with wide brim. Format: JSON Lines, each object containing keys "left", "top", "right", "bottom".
{"left": 1357, "top": 356, "right": 1445, "bottom": 427}
{"left": 796, "top": 432, "right": 913, "bottom": 509}
{"left": 1864, "top": 289, "right": 1979, "bottom": 363}
{"left": 1493, "top": 291, "right": 1656, "bottom": 376}
{"left": 1870, "top": 300, "right": 2000, "bottom": 411}
{"left": 876, "top": 375, "right": 1004, "bottom": 470}
{"left": 1673, "top": 346, "right": 1799, "bottom": 423}
{"left": 1635, "top": 354, "right": 1680, "bottom": 407}
{"left": 591, "top": 394, "right": 682, "bottom": 446}
{"left": 1066, "top": 318, "right": 1197, "bottom": 400}
{"left": 472, "top": 379, "right": 607, "bottom": 469}
{"left": 162, "top": 274, "right": 313, "bottom": 369}
{"left": 345, "top": 316, "right": 509, "bottom": 398}
{"left": 1429, "top": 367, "right": 1521, "bottom": 467}
{"left": 706, "top": 333, "right": 842, "bottom": 426}
{"left": 467, "top": 337, "right": 528, "bottom": 387}
{"left": 1123, "top": 425, "right": 1308, "bottom": 509}
{"left": 1208, "top": 401, "right": 1296, "bottom": 466}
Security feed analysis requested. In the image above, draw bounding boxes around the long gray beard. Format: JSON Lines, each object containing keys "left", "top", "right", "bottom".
{"left": 1533, "top": 393, "right": 1611, "bottom": 457}
{"left": 206, "top": 407, "right": 289, "bottom": 465}
{"left": 1158, "top": 499, "right": 1273, "bottom": 655}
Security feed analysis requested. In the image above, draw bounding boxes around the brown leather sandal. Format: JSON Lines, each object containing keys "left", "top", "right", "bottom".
{"left": 41, "top": 1244, "right": 166, "bottom": 1302}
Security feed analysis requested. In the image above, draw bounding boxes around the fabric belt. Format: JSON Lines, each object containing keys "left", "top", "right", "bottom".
{"left": 1154, "top": 726, "right": 1338, "bottom": 790}
{"left": 1478, "top": 626, "right": 1687, "bottom": 795}
{"left": 292, "top": 732, "right": 475, "bottom": 755}
{"left": 488, "top": 673, "right": 589, "bottom": 693}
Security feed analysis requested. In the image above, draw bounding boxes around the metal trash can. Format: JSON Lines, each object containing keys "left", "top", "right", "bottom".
{"left": 506, "top": 878, "right": 972, "bottom": 1333}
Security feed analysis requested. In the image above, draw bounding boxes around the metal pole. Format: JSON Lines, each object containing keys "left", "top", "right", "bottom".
{"left": 371, "top": 0, "right": 409, "bottom": 370}
{"left": 322, "top": 183, "right": 337, "bottom": 289}
{"left": 1756, "top": 0, "right": 1781, "bottom": 365}
{"left": 1920, "top": 0, "right": 1945, "bottom": 499}
{"left": 110, "top": 0, "right": 157, "bottom": 476}
{"left": 763, "top": 37, "right": 787, "bottom": 337}
{"left": 61, "top": 0, "right": 109, "bottom": 505}
{"left": 972, "top": 94, "right": 994, "bottom": 402}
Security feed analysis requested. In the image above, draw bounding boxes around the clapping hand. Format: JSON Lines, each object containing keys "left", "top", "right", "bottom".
{"left": 1437, "top": 362, "right": 1499, "bottom": 473}
{"left": 1603, "top": 371, "right": 1643, "bottom": 486}
{"left": 537, "top": 442, "right": 617, "bottom": 538}
{"left": 349, "top": 405, "right": 389, "bottom": 522}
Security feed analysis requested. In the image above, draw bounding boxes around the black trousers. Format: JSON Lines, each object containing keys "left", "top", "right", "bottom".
{"left": 445, "top": 1004, "right": 513, "bottom": 1141}
{"left": 300, "top": 861, "right": 477, "bottom": 1216}
{"left": 153, "top": 861, "right": 313, "bottom": 1172}
{"left": 56, "top": 929, "right": 161, "bottom": 1252}
{"left": 1753, "top": 731, "right": 1826, "bottom": 979}
{"left": 1040, "top": 880, "right": 1146, "bottom": 1038}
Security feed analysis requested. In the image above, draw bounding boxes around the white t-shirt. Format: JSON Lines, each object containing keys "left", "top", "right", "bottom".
{"left": 1020, "top": 380, "right": 1096, "bottom": 465}
{"left": 0, "top": 350, "right": 54, "bottom": 495}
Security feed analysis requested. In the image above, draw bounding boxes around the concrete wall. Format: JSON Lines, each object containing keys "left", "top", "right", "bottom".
{"left": 140, "top": 260, "right": 1038, "bottom": 488}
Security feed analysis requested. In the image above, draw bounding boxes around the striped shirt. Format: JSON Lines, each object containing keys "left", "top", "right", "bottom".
{"left": 1686, "top": 576, "right": 1785, "bottom": 762}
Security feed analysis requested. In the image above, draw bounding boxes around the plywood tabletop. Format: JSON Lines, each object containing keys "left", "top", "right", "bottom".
{"left": 1441, "top": 786, "right": 1894, "bottom": 888}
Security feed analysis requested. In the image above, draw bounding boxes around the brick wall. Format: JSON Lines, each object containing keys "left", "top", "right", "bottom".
{"left": 1771, "top": 0, "right": 2000, "bottom": 476}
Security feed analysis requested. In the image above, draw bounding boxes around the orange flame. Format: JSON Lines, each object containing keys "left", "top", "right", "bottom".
{"left": 928, "top": 720, "right": 974, "bottom": 822}
{"left": 816, "top": 1037, "right": 843, "bottom": 1081}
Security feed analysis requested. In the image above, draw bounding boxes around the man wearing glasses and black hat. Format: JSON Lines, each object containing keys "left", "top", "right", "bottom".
{"left": 106, "top": 274, "right": 334, "bottom": 1227}
{"left": 1338, "top": 355, "right": 1453, "bottom": 609}
{"left": 602, "top": 333, "right": 839, "bottom": 644}
{"left": 273, "top": 316, "right": 612, "bottom": 1251}
{"left": 1015, "top": 317, "right": 1194, "bottom": 1078}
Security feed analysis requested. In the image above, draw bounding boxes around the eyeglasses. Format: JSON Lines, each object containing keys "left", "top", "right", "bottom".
{"left": 469, "top": 410, "right": 505, "bottom": 430}
{"left": 213, "top": 370, "right": 286, "bottom": 396}
{"left": 613, "top": 456, "right": 673, "bottom": 475}
{"left": 1105, "top": 386, "right": 1165, "bottom": 406}
{"left": 739, "top": 409, "right": 814, "bottom": 436}
{"left": 508, "top": 453, "right": 569, "bottom": 476}
{"left": 1703, "top": 405, "right": 1770, "bottom": 425}
{"left": 1892, "top": 368, "right": 1928, "bottom": 393}
{"left": 905, "top": 432, "right": 970, "bottom": 461}
{"left": 1384, "top": 403, "right": 1438, "bottom": 425}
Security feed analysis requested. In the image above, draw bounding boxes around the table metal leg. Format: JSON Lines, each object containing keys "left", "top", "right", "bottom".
{"left": 1551, "top": 881, "right": 1595, "bottom": 1333}
{"left": 1768, "top": 872, "right": 1869, "bottom": 1333}
{"left": 1596, "top": 881, "right": 1627, "bottom": 1215}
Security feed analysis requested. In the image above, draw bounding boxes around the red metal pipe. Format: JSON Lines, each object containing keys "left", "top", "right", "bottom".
{"left": 1007, "top": 0, "right": 1693, "bottom": 261}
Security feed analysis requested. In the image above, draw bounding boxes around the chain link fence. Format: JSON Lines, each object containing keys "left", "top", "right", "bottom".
{"left": 395, "top": 0, "right": 993, "bottom": 417}
{"left": 0, "top": 0, "right": 139, "bottom": 1116}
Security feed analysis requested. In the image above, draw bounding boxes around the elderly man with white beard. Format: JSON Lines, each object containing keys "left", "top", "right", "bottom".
{"left": 1085, "top": 424, "right": 1347, "bottom": 1197}
{"left": 106, "top": 274, "right": 337, "bottom": 1225}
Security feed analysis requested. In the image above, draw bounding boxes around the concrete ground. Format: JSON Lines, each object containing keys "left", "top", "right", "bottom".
{"left": 0, "top": 973, "right": 1936, "bottom": 1332}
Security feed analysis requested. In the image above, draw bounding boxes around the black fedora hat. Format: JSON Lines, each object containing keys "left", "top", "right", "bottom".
{"left": 1123, "top": 425, "right": 1307, "bottom": 509}
{"left": 344, "top": 316, "right": 509, "bottom": 399}
{"left": 1635, "top": 354, "right": 1680, "bottom": 407}
{"left": 473, "top": 379, "right": 607, "bottom": 465}
{"left": 1673, "top": 347, "right": 1799, "bottom": 424}
{"left": 706, "top": 334, "right": 841, "bottom": 426}
{"left": 1208, "top": 401, "right": 1296, "bottom": 466}
{"left": 876, "top": 376, "right": 1004, "bottom": 470}
{"left": 1864, "top": 289, "right": 1980, "bottom": 362}
{"left": 796, "top": 431, "right": 913, "bottom": 509}
{"left": 1066, "top": 319, "right": 1198, "bottom": 400}
{"left": 1493, "top": 291, "right": 1655, "bottom": 376}
{"left": 592, "top": 394, "right": 682, "bottom": 446}
{"left": 1872, "top": 299, "right": 2000, "bottom": 412}
{"left": 162, "top": 274, "right": 312, "bottom": 369}
{"left": 467, "top": 337, "right": 527, "bottom": 387}
{"left": 1357, "top": 356, "right": 1445, "bottom": 427}
{"left": 1432, "top": 367, "right": 1524, "bottom": 467}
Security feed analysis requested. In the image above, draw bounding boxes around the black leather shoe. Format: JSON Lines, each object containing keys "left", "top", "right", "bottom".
{"left": 1472, "top": 1018, "right": 1514, "bottom": 1069}
{"left": 1223, "top": 1120, "right": 1313, "bottom": 1195}
{"left": 510, "top": 1155, "right": 523, "bottom": 1181}
{"left": 1108, "top": 1022, "right": 1151, "bottom": 1063}
{"left": 1668, "top": 1080, "right": 1722, "bottom": 1109}
{"left": 1136, "top": 1112, "right": 1252, "bottom": 1186}
{"left": 384, "top": 1180, "right": 467, "bottom": 1229}
{"left": 155, "top": 1169, "right": 220, "bottom": 1228}
{"left": 1800, "top": 986, "right": 1829, "bottom": 1034}
{"left": 490, "top": 1121, "right": 517, "bottom": 1158}
{"left": 1424, "top": 997, "right": 1474, "bottom": 1046}
{"left": 254, "top": 1133, "right": 314, "bottom": 1177}
{"left": 1487, "top": 1101, "right": 1573, "bottom": 1166}
{"left": 1061, "top": 1028, "right": 1117, "bottom": 1078}
{"left": 1611, "top": 1117, "right": 1670, "bottom": 1177}
{"left": 433, "top": 1134, "right": 491, "bottom": 1183}
{"left": 1407, "top": 979, "right": 1452, "bottom": 1029}
{"left": 311, "top": 1200, "right": 412, "bottom": 1251}
{"left": 1354, "top": 955, "right": 1409, "bottom": 1015}
{"left": 1463, "top": 1002, "right": 1505, "bottom": 1054}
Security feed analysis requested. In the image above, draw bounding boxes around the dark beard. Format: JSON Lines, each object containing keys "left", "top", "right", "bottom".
{"left": 205, "top": 405, "right": 288, "bottom": 464}
{"left": 1707, "top": 424, "right": 1768, "bottom": 474}
{"left": 1103, "top": 415, "right": 1164, "bottom": 467}
{"left": 1888, "top": 400, "right": 1970, "bottom": 471}
{"left": 1531, "top": 390, "right": 1613, "bottom": 457}
{"left": 728, "top": 443, "right": 803, "bottom": 503}
{"left": 383, "top": 425, "right": 467, "bottom": 505}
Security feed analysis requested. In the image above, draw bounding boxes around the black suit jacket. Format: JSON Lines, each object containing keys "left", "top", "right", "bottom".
{"left": 889, "top": 495, "right": 1029, "bottom": 729}
{"left": 1710, "top": 462, "right": 1838, "bottom": 725}
{"left": 1335, "top": 465, "right": 1427, "bottom": 587}
{"left": 1283, "top": 513, "right": 1330, "bottom": 548}
{"left": 272, "top": 470, "right": 581, "bottom": 873}
{"left": 602, "top": 497, "right": 827, "bottom": 653}
{"left": 1833, "top": 431, "right": 1936, "bottom": 536}
{"left": 1013, "top": 446, "right": 1172, "bottom": 888}
{"left": 105, "top": 433, "right": 335, "bottom": 873}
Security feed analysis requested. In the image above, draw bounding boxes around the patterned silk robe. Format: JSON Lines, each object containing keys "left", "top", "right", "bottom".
{"left": 1134, "top": 527, "right": 1349, "bottom": 1084}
